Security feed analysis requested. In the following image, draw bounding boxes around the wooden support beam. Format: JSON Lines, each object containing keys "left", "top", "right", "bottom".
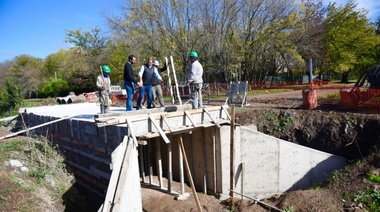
{"left": 102, "top": 136, "right": 129, "bottom": 210}
{"left": 185, "top": 111, "right": 198, "bottom": 127}
{"left": 148, "top": 142, "right": 153, "bottom": 185}
{"left": 178, "top": 136, "right": 185, "bottom": 195}
{"left": 179, "top": 135, "right": 203, "bottom": 212}
{"left": 165, "top": 57, "right": 175, "bottom": 105}
{"left": 167, "top": 141, "right": 173, "bottom": 193}
{"left": 170, "top": 56, "right": 182, "bottom": 105}
{"left": 230, "top": 106, "right": 235, "bottom": 198}
{"left": 203, "top": 108, "right": 220, "bottom": 127}
{"left": 161, "top": 114, "right": 173, "bottom": 132}
{"left": 126, "top": 118, "right": 138, "bottom": 147}
{"left": 0, "top": 115, "right": 75, "bottom": 141}
{"left": 202, "top": 128, "right": 207, "bottom": 194}
{"left": 138, "top": 140, "right": 147, "bottom": 145}
{"left": 212, "top": 127, "right": 217, "bottom": 194}
{"left": 155, "top": 138, "right": 163, "bottom": 189}
{"left": 138, "top": 145, "right": 146, "bottom": 184}
{"left": 149, "top": 115, "right": 171, "bottom": 144}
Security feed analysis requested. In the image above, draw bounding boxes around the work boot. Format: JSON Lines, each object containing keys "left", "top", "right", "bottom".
{"left": 104, "top": 105, "right": 110, "bottom": 113}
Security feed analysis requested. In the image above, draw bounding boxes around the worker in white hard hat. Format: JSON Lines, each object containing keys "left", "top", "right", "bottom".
{"left": 151, "top": 60, "right": 167, "bottom": 108}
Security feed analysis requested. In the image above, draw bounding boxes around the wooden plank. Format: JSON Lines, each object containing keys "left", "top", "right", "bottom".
{"left": 203, "top": 108, "right": 220, "bottom": 127}
{"left": 202, "top": 128, "right": 207, "bottom": 194}
{"left": 155, "top": 138, "right": 163, "bottom": 189}
{"left": 126, "top": 118, "right": 138, "bottom": 147}
{"left": 138, "top": 140, "right": 148, "bottom": 145}
{"left": 148, "top": 115, "right": 171, "bottom": 144}
{"left": 179, "top": 135, "right": 203, "bottom": 212}
{"left": 165, "top": 57, "right": 175, "bottom": 105}
{"left": 136, "top": 120, "right": 231, "bottom": 139}
{"left": 161, "top": 114, "right": 173, "bottom": 132}
{"left": 102, "top": 136, "right": 129, "bottom": 211}
{"left": 148, "top": 143, "right": 153, "bottom": 185}
{"left": 95, "top": 105, "right": 225, "bottom": 125}
{"left": 139, "top": 145, "right": 146, "bottom": 183}
{"left": 170, "top": 56, "right": 182, "bottom": 105}
{"left": 185, "top": 111, "right": 198, "bottom": 127}
{"left": 0, "top": 115, "right": 75, "bottom": 140}
{"left": 167, "top": 141, "right": 173, "bottom": 193}
{"left": 178, "top": 137, "right": 185, "bottom": 194}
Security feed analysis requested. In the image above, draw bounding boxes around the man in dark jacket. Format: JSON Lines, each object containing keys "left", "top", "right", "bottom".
{"left": 136, "top": 58, "right": 162, "bottom": 110}
{"left": 123, "top": 55, "right": 141, "bottom": 111}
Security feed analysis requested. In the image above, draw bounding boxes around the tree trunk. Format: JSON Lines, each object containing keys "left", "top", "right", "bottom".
{"left": 341, "top": 71, "right": 349, "bottom": 83}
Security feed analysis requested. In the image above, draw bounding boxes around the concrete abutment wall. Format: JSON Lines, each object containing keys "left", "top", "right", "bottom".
{"left": 23, "top": 111, "right": 345, "bottom": 205}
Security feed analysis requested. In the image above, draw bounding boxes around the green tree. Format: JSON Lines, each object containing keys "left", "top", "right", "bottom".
{"left": 0, "top": 80, "right": 23, "bottom": 115}
{"left": 7, "top": 55, "right": 44, "bottom": 97}
{"left": 325, "top": 1, "right": 379, "bottom": 83}
{"left": 64, "top": 28, "right": 111, "bottom": 93}
{"left": 39, "top": 78, "right": 69, "bottom": 98}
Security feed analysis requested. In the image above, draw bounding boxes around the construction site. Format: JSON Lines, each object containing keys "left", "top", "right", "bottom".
{"left": 1, "top": 65, "right": 380, "bottom": 211}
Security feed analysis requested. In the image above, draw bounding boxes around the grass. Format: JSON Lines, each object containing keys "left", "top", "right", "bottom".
{"left": 247, "top": 88, "right": 296, "bottom": 96}
{"left": 0, "top": 135, "right": 89, "bottom": 211}
{"left": 21, "top": 99, "right": 46, "bottom": 108}
{"left": 317, "top": 92, "right": 340, "bottom": 100}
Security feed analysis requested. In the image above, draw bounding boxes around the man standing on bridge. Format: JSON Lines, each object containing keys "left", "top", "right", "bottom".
{"left": 136, "top": 58, "right": 162, "bottom": 110}
{"left": 96, "top": 65, "right": 112, "bottom": 114}
{"left": 123, "top": 55, "right": 141, "bottom": 111}
{"left": 186, "top": 51, "right": 204, "bottom": 109}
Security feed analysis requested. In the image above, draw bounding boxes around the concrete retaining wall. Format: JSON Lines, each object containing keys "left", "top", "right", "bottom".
{"left": 23, "top": 111, "right": 346, "bottom": 204}
{"left": 219, "top": 126, "right": 346, "bottom": 199}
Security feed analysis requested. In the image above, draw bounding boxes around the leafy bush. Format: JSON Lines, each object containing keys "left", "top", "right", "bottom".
{"left": 39, "top": 78, "right": 69, "bottom": 98}
{"left": 0, "top": 80, "right": 23, "bottom": 117}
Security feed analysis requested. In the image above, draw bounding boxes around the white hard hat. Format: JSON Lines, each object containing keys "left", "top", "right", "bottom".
{"left": 153, "top": 60, "right": 159, "bottom": 66}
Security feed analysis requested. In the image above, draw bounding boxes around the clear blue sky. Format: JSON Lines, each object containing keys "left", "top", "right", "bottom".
{"left": 0, "top": 0, "right": 120, "bottom": 63}
{"left": 0, "top": 0, "right": 379, "bottom": 63}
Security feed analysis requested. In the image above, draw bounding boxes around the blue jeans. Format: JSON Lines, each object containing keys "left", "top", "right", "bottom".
{"left": 137, "top": 85, "right": 152, "bottom": 110}
{"left": 124, "top": 81, "right": 134, "bottom": 111}
{"left": 190, "top": 84, "right": 203, "bottom": 109}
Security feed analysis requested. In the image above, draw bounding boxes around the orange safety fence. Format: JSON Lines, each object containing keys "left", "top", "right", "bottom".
{"left": 339, "top": 87, "right": 380, "bottom": 111}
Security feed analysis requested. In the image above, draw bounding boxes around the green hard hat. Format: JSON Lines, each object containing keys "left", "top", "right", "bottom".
{"left": 188, "top": 51, "right": 198, "bottom": 58}
{"left": 102, "top": 65, "right": 111, "bottom": 73}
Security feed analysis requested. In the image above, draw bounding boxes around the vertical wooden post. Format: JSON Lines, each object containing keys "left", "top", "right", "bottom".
{"left": 167, "top": 139, "right": 173, "bottom": 193}
{"left": 178, "top": 136, "right": 185, "bottom": 194}
{"left": 241, "top": 162, "right": 245, "bottom": 200}
{"left": 138, "top": 145, "right": 145, "bottom": 183}
{"left": 230, "top": 106, "right": 235, "bottom": 197}
{"left": 179, "top": 135, "right": 203, "bottom": 212}
{"left": 212, "top": 127, "right": 217, "bottom": 194}
{"left": 165, "top": 57, "right": 175, "bottom": 105}
{"left": 170, "top": 56, "right": 182, "bottom": 105}
{"left": 148, "top": 142, "right": 153, "bottom": 185}
{"left": 202, "top": 128, "right": 207, "bottom": 194}
{"left": 155, "top": 138, "right": 163, "bottom": 189}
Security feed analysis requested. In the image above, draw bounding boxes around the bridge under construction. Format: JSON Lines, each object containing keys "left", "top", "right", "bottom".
{"left": 16, "top": 102, "right": 345, "bottom": 211}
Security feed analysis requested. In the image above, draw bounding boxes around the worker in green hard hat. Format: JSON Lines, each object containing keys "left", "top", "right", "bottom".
{"left": 186, "top": 51, "right": 204, "bottom": 109}
{"left": 96, "top": 65, "right": 112, "bottom": 114}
